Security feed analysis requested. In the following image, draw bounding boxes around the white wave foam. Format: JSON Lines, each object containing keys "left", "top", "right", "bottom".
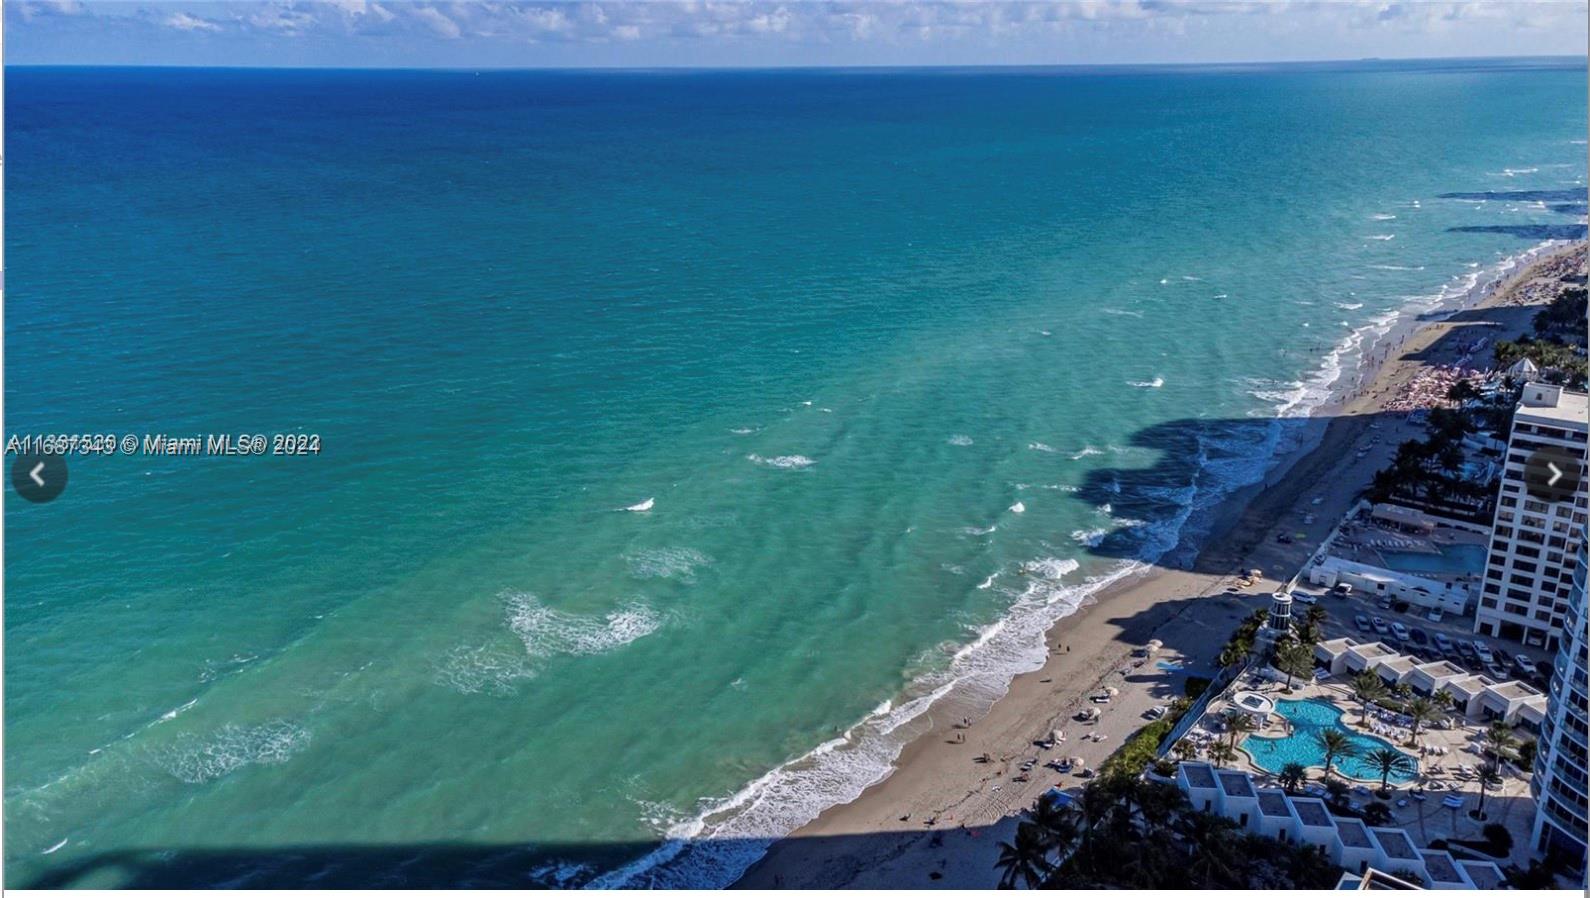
{"left": 1008, "top": 501, "right": 1025, "bottom": 514}
{"left": 1027, "top": 441, "right": 1058, "bottom": 453}
{"left": 1127, "top": 376, "right": 1164, "bottom": 388}
{"left": 1101, "top": 308, "right": 1143, "bottom": 318}
{"left": 961, "top": 524, "right": 997, "bottom": 536}
{"left": 158, "top": 720, "right": 312, "bottom": 784}
{"left": 41, "top": 838, "right": 68, "bottom": 856}
{"left": 1365, "top": 234, "right": 1396, "bottom": 241}
{"left": 1021, "top": 557, "right": 1078, "bottom": 580}
{"left": 1070, "top": 527, "right": 1108, "bottom": 548}
{"left": 747, "top": 454, "right": 816, "bottom": 469}
{"left": 1370, "top": 213, "right": 1397, "bottom": 220}
{"left": 1335, "top": 302, "right": 1363, "bottom": 310}
{"left": 1070, "top": 445, "right": 1104, "bottom": 460}
{"left": 624, "top": 498, "right": 655, "bottom": 512}
{"left": 947, "top": 434, "right": 974, "bottom": 446}
{"left": 625, "top": 547, "right": 714, "bottom": 583}
{"left": 729, "top": 427, "right": 756, "bottom": 435}
{"left": 1366, "top": 264, "right": 1424, "bottom": 271}
{"left": 434, "top": 643, "right": 535, "bottom": 696}
{"left": 591, "top": 546, "right": 1127, "bottom": 890}
{"left": 507, "top": 593, "right": 663, "bottom": 659}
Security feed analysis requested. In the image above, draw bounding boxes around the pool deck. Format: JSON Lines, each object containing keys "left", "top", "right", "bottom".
{"left": 1185, "top": 671, "right": 1538, "bottom": 870}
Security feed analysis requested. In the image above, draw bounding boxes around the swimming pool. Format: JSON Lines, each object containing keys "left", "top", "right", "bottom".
{"left": 1378, "top": 542, "right": 1487, "bottom": 575}
{"left": 1241, "top": 698, "right": 1418, "bottom": 783}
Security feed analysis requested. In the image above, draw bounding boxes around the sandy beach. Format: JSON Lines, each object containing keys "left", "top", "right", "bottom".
{"left": 734, "top": 241, "right": 1586, "bottom": 890}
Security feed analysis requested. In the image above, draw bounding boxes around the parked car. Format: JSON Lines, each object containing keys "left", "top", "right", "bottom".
{"left": 1354, "top": 614, "right": 1372, "bottom": 631}
{"left": 1376, "top": 596, "right": 1394, "bottom": 610}
{"left": 1408, "top": 629, "right": 1429, "bottom": 647}
{"left": 1486, "top": 663, "right": 1510, "bottom": 681}
{"left": 1145, "top": 705, "right": 1169, "bottom": 720}
{"left": 1425, "top": 607, "right": 1444, "bottom": 623}
{"left": 1333, "top": 583, "right": 1354, "bottom": 598}
{"left": 1372, "top": 617, "right": 1390, "bottom": 635}
{"left": 1390, "top": 622, "right": 1411, "bottom": 642}
{"left": 1514, "top": 653, "right": 1536, "bottom": 675}
{"left": 1473, "top": 640, "right": 1495, "bottom": 666}
{"left": 1433, "top": 633, "right": 1455, "bottom": 655}
{"left": 1456, "top": 641, "right": 1477, "bottom": 661}
{"left": 1293, "top": 591, "right": 1319, "bottom": 606}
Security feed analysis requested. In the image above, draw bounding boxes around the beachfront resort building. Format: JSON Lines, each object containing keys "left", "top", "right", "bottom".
{"left": 1171, "top": 762, "right": 1506, "bottom": 889}
{"left": 1475, "top": 383, "right": 1589, "bottom": 649}
{"left": 1529, "top": 532, "right": 1589, "bottom": 874}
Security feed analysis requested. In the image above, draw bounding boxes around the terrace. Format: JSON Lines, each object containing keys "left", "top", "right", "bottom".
{"left": 1178, "top": 662, "right": 1542, "bottom": 871}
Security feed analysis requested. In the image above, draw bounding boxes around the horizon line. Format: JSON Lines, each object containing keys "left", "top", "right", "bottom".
{"left": 7, "top": 52, "right": 1588, "bottom": 74}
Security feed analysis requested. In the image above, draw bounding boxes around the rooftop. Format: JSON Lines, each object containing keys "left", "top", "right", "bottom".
{"left": 1333, "top": 816, "right": 1373, "bottom": 849}
{"left": 1486, "top": 680, "right": 1541, "bottom": 700}
{"left": 1217, "top": 771, "right": 1256, "bottom": 797}
{"left": 1456, "top": 860, "right": 1506, "bottom": 890}
{"left": 1419, "top": 850, "right": 1463, "bottom": 884}
{"left": 1371, "top": 827, "right": 1418, "bottom": 861}
{"left": 1376, "top": 656, "right": 1419, "bottom": 676}
{"left": 1516, "top": 382, "right": 1590, "bottom": 429}
{"left": 1349, "top": 642, "right": 1399, "bottom": 660}
{"left": 1413, "top": 659, "right": 1467, "bottom": 680}
{"left": 1291, "top": 798, "right": 1332, "bottom": 828}
{"left": 1181, "top": 763, "right": 1217, "bottom": 789}
{"left": 1256, "top": 789, "right": 1291, "bottom": 818}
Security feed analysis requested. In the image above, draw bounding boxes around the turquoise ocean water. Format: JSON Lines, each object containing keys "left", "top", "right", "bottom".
{"left": 5, "top": 61, "right": 1586, "bottom": 887}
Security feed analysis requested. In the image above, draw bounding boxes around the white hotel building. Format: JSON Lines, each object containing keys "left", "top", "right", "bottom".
{"left": 1531, "top": 532, "right": 1588, "bottom": 875}
{"left": 1475, "top": 383, "right": 1589, "bottom": 649}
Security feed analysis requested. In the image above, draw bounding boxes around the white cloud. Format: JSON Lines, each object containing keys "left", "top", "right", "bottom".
{"left": 164, "top": 11, "right": 220, "bottom": 31}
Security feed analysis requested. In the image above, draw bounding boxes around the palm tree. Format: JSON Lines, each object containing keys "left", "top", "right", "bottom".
{"left": 1474, "top": 760, "right": 1502, "bottom": 820}
{"left": 1172, "top": 739, "right": 1199, "bottom": 762}
{"left": 995, "top": 821, "right": 1054, "bottom": 889}
{"left": 1208, "top": 741, "right": 1238, "bottom": 767}
{"left": 1175, "top": 811, "right": 1241, "bottom": 887}
{"left": 1315, "top": 729, "right": 1357, "bottom": 779}
{"left": 1217, "top": 642, "right": 1247, "bottom": 669}
{"left": 1278, "top": 762, "right": 1308, "bottom": 793}
{"left": 1303, "top": 605, "right": 1328, "bottom": 630}
{"left": 1134, "top": 780, "right": 1190, "bottom": 836}
{"left": 1482, "top": 721, "right": 1518, "bottom": 765}
{"left": 1364, "top": 747, "right": 1414, "bottom": 794}
{"left": 1026, "top": 791, "right": 1079, "bottom": 855}
{"left": 1221, "top": 709, "right": 1256, "bottom": 749}
{"left": 1404, "top": 696, "right": 1437, "bottom": 742}
{"left": 1351, "top": 671, "right": 1389, "bottom": 724}
{"left": 1274, "top": 641, "right": 1315, "bottom": 690}
{"left": 1298, "top": 620, "right": 1325, "bottom": 646}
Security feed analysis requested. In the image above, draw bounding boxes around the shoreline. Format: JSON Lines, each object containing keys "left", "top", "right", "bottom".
{"left": 730, "top": 239, "right": 1585, "bottom": 890}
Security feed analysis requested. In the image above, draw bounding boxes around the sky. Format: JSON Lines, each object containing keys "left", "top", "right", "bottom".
{"left": 6, "top": 1, "right": 1588, "bottom": 69}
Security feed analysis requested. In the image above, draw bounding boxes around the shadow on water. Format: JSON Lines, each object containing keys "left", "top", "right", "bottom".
{"left": 1438, "top": 186, "right": 1590, "bottom": 241}
{"left": 1436, "top": 189, "right": 1587, "bottom": 203}
{"left": 1448, "top": 223, "right": 1589, "bottom": 241}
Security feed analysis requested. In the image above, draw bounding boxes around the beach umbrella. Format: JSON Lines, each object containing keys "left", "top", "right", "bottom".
{"left": 1051, "top": 729, "right": 1065, "bottom": 744}
{"left": 1105, "top": 686, "right": 1120, "bottom": 697}
{"left": 1071, "top": 756, "right": 1086, "bottom": 769}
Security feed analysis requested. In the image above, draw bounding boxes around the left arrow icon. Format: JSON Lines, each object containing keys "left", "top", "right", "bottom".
{"left": 12, "top": 453, "right": 68, "bottom": 503}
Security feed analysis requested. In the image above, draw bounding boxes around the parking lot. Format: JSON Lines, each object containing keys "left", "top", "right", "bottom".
{"left": 1294, "top": 586, "right": 1555, "bottom": 688}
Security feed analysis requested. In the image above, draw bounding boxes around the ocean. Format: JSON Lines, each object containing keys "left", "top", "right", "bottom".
{"left": 4, "top": 60, "right": 1585, "bottom": 888}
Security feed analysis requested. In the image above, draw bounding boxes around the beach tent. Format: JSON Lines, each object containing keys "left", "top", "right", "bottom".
{"left": 1505, "top": 357, "right": 1539, "bottom": 381}
{"left": 1042, "top": 788, "right": 1073, "bottom": 807}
